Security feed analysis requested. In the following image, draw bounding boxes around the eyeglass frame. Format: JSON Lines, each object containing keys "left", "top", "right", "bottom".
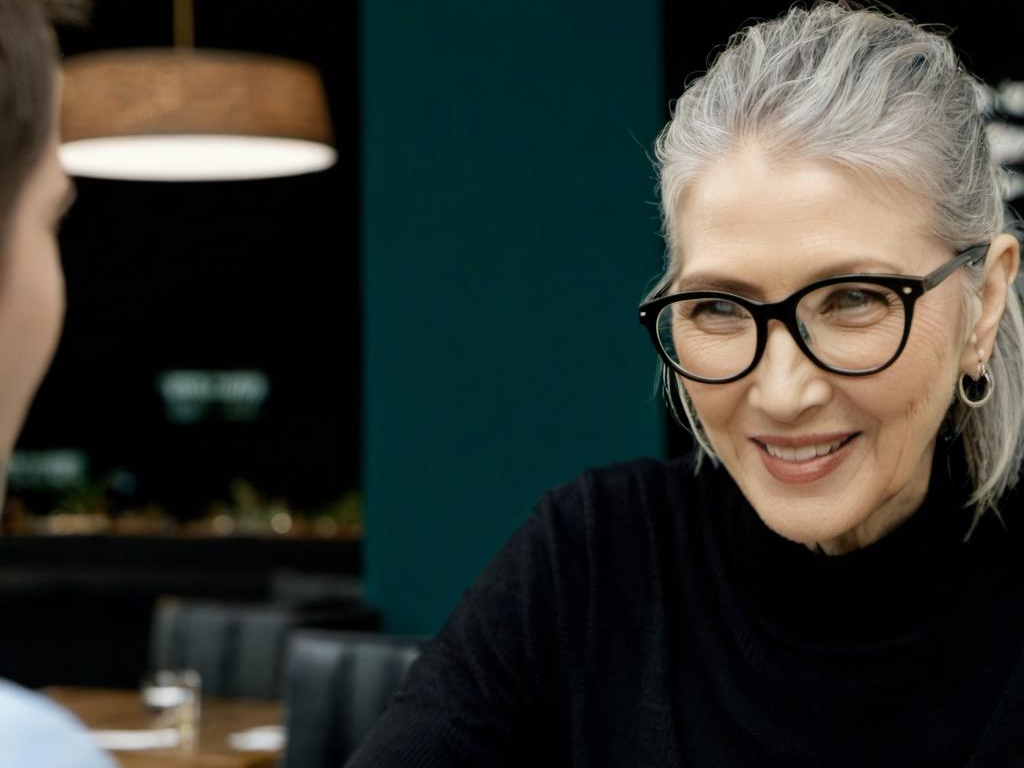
{"left": 638, "top": 242, "right": 989, "bottom": 384}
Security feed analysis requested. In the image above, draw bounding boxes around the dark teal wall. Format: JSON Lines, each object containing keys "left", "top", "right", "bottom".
{"left": 361, "top": 1, "right": 665, "bottom": 634}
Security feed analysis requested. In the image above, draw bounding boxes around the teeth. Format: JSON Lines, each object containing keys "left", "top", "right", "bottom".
{"left": 764, "top": 438, "right": 846, "bottom": 461}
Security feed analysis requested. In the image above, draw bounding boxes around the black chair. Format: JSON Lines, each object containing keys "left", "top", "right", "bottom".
{"left": 268, "top": 568, "right": 365, "bottom": 607}
{"left": 280, "top": 629, "right": 427, "bottom": 768}
{"left": 148, "top": 596, "right": 380, "bottom": 699}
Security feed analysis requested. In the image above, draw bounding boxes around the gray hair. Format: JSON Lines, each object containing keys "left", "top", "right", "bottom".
{"left": 651, "top": 0, "right": 1024, "bottom": 522}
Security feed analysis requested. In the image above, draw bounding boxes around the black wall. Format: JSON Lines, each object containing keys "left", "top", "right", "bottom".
{"left": 15, "top": 1, "right": 360, "bottom": 519}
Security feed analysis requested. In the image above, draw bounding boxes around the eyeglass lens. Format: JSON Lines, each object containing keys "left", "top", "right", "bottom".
{"left": 655, "top": 281, "right": 907, "bottom": 380}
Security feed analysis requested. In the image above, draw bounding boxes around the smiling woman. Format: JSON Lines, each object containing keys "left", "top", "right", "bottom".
{"left": 656, "top": 145, "right": 1018, "bottom": 553}
{"left": 341, "top": 2, "right": 1024, "bottom": 767}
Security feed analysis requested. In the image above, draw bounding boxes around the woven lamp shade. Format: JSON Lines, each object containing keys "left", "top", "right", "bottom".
{"left": 60, "top": 48, "right": 337, "bottom": 181}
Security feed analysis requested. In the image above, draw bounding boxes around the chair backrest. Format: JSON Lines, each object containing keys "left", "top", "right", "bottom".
{"left": 148, "top": 597, "right": 380, "bottom": 699}
{"left": 280, "top": 629, "right": 426, "bottom": 768}
{"left": 268, "top": 569, "right": 365, "bottom": 606}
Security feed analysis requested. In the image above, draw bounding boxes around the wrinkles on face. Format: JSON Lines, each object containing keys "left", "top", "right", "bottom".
{"left": 676, "top": 145, "right": 966, "bottom": 552}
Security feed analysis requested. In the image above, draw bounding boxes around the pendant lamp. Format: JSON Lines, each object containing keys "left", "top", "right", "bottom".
{"left": 58, "top": 0, "right": 337, "bottom": 182}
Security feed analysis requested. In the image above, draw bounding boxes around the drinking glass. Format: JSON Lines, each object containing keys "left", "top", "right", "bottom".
{"left": 139, "top": 668, "right": 202, "bottom": 751}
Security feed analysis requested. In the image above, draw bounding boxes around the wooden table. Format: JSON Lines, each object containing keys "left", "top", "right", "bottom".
{"left": 45, "top": 686, "right": 283, "bottom": 768}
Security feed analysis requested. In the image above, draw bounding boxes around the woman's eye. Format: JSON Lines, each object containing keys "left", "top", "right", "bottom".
{"left": 824, "top": 288, "right": 887, "bottom": 312}
{"left": 690, "top": 300, "right": 743, "bottom": 318}
{"left": 680, "top": 299, "right": 750, "bottom": 334}
{"left": 809, "top": 285, "right": 897, "bottom": 327}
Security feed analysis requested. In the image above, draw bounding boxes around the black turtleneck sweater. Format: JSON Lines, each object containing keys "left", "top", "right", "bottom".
{"left": 346, "top": 442, "right": 1024, "bottom": 767}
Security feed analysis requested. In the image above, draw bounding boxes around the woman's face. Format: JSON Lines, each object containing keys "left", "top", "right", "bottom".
{"left": 0, "top": 93, "right": 73, "bottom": 471}
{"left": 674, "top": 143, "right": 973, "bottom": 553}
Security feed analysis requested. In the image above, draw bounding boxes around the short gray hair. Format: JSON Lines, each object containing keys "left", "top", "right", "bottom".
{"left": 651, "top": 0, "right": 1024, "bottom": 522}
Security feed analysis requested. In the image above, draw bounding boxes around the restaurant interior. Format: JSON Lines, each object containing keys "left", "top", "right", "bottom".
{"left": 1, "top": 0, "right": 1020, "bottom": 765}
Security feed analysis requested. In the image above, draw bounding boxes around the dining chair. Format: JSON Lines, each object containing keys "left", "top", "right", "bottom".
{"left": 279, "top": 628, "right": 427, "bottom": 768}
{"left": 147, "top": 596, "right": 380, "bottom": 699}
{"left": 268, "top": 568, "right": 365, "bottom": 606}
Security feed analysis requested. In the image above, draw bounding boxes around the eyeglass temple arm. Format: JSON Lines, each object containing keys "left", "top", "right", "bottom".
{"left": 922, "top": 243, "right": 988, "bottom": 291}
{"left": 1006, "top": 218, "right": 1024, "bottom": 246}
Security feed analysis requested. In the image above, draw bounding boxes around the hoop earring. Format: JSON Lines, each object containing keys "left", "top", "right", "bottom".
{"left": 957, "top": 363, "right": 994, "bottom": 408}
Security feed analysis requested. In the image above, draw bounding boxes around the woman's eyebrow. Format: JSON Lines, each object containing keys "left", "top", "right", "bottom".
{"left": 673, "top": 273, "right": 763, "bottom": 297}
{"left": 674, "top": 257, "right": 905, "bottom": 296}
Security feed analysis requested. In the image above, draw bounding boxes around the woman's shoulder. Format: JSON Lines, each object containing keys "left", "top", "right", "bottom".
{"left": 527, "top": 451, "right": 719, "bottom": 556}
{"left": 538, "top": 450, "right": 711, "bottom": 519}
{"left": 464, "top": 451, "right": 727, "bottom": 627}
{"left": 540, "top": 454, "right": 700, "bottom": 507}
{"left": 0, "top": 679, "right": 117, "bottom": 767}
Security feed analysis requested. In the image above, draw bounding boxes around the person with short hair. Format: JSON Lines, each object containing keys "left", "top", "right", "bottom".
{"left": 346, "top": 2, "right": 1024, "bottom": 766}
{"left": 0, "top": 0, "right": 116, "bottom": 764}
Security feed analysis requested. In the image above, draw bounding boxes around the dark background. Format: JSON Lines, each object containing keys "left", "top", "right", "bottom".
{"left": 0, "top": 1, "right": 366, "bottom": 690}
{"left": 11, "top": 0, "right": 1024, "bottom": 520}
{"left": 14, "top": 0, "right": 360, "bottom": 520}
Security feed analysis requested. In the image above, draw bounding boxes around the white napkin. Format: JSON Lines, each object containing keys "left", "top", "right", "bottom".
{"left": 90, "top": 728, "right": 180, "bottom": 751}
{"left": 227, "top": 724, "right": 286, "bottom": 751}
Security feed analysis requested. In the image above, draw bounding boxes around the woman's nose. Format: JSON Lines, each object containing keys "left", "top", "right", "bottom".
{"left": 747, "top": 321, "right": 831, "bottom": 421}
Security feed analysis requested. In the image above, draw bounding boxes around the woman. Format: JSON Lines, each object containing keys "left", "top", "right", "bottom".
{"left": 347, "top": 2, "right": 1024, "bottom": 766}
{"left": 0, "top": 0, "right": 117, "bottom": 765}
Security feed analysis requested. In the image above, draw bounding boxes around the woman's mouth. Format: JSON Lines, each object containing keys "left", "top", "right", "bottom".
{"left": 751, "top": 433, "right": 858, "bottom": 484}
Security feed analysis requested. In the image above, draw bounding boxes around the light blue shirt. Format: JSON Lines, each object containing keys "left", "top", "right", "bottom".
{"left": 0, "top": 679, "right": 117, "bottom": 768}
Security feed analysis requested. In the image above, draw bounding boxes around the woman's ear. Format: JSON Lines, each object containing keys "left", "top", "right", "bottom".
{"left": 960, "top": 233, "right": 1021, "bottom": 375}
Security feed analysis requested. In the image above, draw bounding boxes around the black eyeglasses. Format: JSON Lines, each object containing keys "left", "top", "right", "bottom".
{"left": 638, "top": 243, "right": 988, "bottom": 384}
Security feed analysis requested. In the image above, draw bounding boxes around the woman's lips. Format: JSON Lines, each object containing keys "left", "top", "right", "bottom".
{"left": 751, "top": 433, "right": 858, "bottom": 484}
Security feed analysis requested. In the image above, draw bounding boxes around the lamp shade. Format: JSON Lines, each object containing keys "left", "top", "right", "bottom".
{"left": 59, "top": 48, "right": 337, "bottom": 181}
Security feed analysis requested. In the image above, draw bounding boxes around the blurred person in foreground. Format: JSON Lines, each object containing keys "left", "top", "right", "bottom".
{"left": 347, "top": 2, "right": 1024, "bottom": 766}
{"left": 0, "top": 0, "right": 115, "bottom": 766}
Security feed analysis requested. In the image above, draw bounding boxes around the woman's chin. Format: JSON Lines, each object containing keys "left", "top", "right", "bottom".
{"left": 751, "top": 502, "right": 861, "bottom": 550}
